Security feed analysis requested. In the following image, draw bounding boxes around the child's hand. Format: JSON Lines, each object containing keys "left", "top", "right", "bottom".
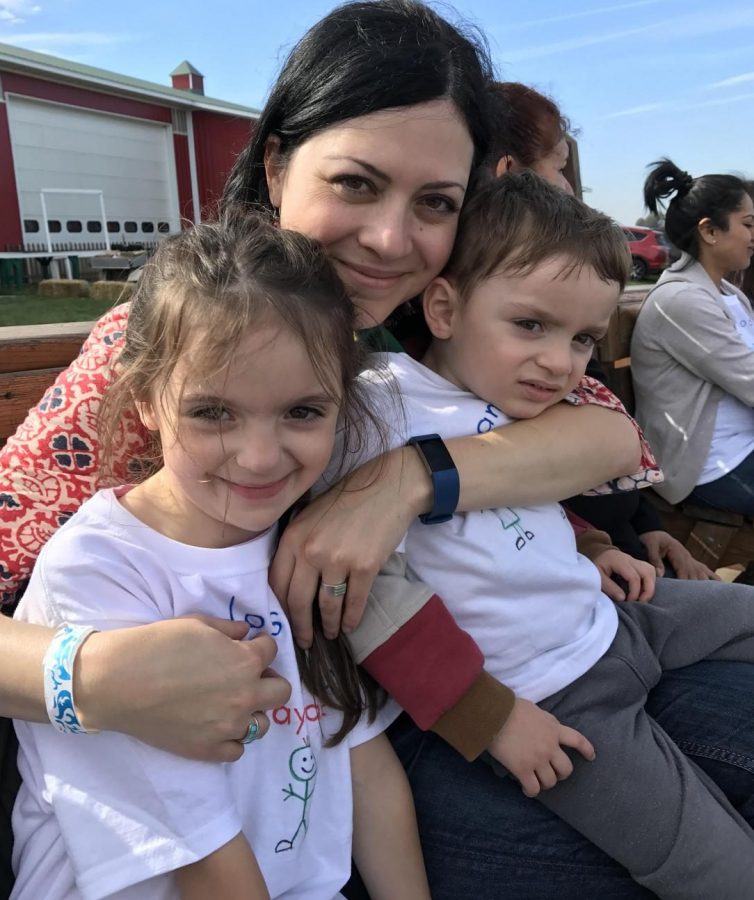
{"left": 487, "top": 698, "right": 595, "bottom": 798}
{"left": 638, "top": 530, "right": 720, "bottom": 581}
{"left": 593, "top": 547, "right": 656, "bottom": 603}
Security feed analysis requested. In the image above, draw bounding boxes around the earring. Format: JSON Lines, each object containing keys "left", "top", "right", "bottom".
{"left": 272, "top": 206, "right": 280, "bottom": 224}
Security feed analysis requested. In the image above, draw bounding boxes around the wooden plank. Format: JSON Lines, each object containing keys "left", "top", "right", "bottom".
{"left": 599, "top": 299, "right": 642, "bottom": 364}
{"left": 0, "top": 368, "right": 64, "bottom": 442}
{"left": 0, "top": 322, "right": 92, "bottom": 374}
{"left": 684, "top": 521, "right": 737, "bottom": 568}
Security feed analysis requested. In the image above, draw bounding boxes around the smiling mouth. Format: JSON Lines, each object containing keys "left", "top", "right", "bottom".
{"left": 221, "top": 477, "right": 290, "bottom": 500}
{"left": 337, "top": 261, "right": 407, "bottom": 285}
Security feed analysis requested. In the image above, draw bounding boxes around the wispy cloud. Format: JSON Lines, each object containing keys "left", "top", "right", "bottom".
{"left": 605, "top": 90, "right": 754, "bottom": 120}
{"left": 682, "top": 90, "right": 754, "bottom": 111}
{"left": 710, "top": 71, "right": 754, "bottom": 89}
{"left": 0, "top": 31, "right": 128, "bottom": 50}
{"left": 0, "top": 0, "right": 40, "bottom": 24}
{"left": 506, "top": 0, "right": 666, "bottom": 30}
{"left": 606, "top": 102, "right": 667, "bottom": 119}
{"left": 502, "top": 6, "right": 754, "bottom": 63}
{"left": 503, "top": 23, "right": 657, "bottom": 62}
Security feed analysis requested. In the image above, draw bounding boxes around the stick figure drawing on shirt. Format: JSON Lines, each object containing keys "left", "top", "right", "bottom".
{"left": 492, "top": 507, "right": 534, "bottom": 551}
{"left": 275, "top": 740, "right": 318, "bottom": 853}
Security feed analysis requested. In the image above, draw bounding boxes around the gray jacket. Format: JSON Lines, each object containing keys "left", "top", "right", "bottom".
{"left": 630, "top": 255, "right": 754, "bottom": 504}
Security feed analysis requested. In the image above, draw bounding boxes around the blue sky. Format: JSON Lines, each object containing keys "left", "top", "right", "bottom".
{"left": 2, "top": 0, "right": 754, "bottom": 225}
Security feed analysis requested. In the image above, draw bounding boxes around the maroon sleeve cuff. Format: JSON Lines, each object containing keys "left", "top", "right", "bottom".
{"left": 360, "top": 594, "right": 483, "bottom": 730}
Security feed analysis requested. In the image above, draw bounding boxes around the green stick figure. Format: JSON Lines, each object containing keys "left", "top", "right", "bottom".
{"left": 275, "top": 740, "right": 318, "bottom": 853}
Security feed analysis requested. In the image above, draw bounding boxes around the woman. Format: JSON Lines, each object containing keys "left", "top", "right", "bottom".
{"left": 0, "top": 3, "right": 750, "bottom": 898}
{"left": 632, "top": 159, "right": 754, "bottom": 515}
{"left": 0, "top": 0, "right": 639, "bottom": 756}
{"left": 485, "top": 81, "right": 574, "bottom": 194}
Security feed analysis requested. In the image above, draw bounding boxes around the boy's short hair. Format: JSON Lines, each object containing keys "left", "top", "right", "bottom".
{"left": 446, "top": 171, "right": 630, "bottom": 297}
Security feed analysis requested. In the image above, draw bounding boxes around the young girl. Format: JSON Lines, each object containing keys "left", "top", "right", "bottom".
{"left": 10, "top": 213, "right": 428, "bottom": 900}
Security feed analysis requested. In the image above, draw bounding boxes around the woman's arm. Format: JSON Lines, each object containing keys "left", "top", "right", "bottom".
{"left": 174, "top": 833, "right": 270, "bottom": 900}
{"left": 0, "top": 614, "right": 289, "bottom": 761}
{"left": 272, "top": 401, "right": 641, "bottom": 645}
{"left": 350, "top": 734, "right": 430, "bottom": 900}
{"left": 649, "top": 287, "right": 754, "bottom": 406}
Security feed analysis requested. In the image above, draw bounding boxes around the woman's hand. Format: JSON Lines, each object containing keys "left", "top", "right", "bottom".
{"left": 487, "top": 698, "right": 595, "bottom": 798}
{"left": 593, "top": 547, "right": 656, "bottom": 603}
{"left": 75, "top": 617, "right": 291, "bottom": 761}
{"left": 639, "top": 530, "right": 720, "bottom": 581}
{"left": 270, "top": 447, "right": 430, "bottom": 648}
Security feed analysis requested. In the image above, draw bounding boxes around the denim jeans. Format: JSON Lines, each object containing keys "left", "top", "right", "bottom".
{"left": 389, "top": 656, "right": 754, "bottom": 900}
{"left": 688, "top": 447, "right": 754, "bottom": 515}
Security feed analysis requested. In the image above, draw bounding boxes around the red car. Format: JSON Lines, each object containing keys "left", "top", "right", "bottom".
{"left": 621, "top": 226, "right": 670, "bottom": 280}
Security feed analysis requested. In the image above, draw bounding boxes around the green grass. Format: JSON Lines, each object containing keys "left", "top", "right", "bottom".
{"left": 0, "top": 289, "right": 113, "bottom": 327}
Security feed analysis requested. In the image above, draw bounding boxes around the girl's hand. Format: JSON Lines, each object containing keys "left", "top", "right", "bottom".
{"left": 487, "top": 698, "right": 595, "bottom": 798}
{"left": 638, "top": 530, "right": 721, "bottom": 581}
{"left": 76, "top": 617, "right": 291, "bottom": 761}
{"left": 593, "top": 548, "right": 656, "bottom": 603}
{"left": 270, "top": 447, "right": 430, "bottom": 648}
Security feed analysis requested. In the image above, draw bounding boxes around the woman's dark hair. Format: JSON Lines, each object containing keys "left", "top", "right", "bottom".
{"left": 485, "top": 81, "right": 569, "bottom": 170}
{"left": 643, "top": 158, "right": 748, "bottom": 259}
{"left": 222, "top": 0, "right": 494, "bottom": 210}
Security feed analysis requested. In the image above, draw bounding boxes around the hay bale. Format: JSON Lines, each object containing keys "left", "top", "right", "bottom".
{"left": 38, "top": 279, "right": 90, "bottom": 298}
{"left": 89, "top": 281, "right": 136, "bottom": 303}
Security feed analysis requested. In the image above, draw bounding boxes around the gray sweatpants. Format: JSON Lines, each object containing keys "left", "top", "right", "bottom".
{"left": 501, "top": 578, "right": 754, "bottom": 900}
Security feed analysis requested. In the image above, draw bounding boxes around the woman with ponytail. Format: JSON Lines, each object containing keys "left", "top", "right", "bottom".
{"left": 631, "top": 158, "right": 754, "bottom": 513}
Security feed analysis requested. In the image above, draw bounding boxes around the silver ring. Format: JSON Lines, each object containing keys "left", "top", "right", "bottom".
{"left": 321, "top": 581, "right": 348, "bottom": 598}
{"left": 239, "top": 714, "right": 262, "bottom": 745}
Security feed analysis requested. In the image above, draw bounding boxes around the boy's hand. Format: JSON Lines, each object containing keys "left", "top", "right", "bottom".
{"left": 638, "top": 530, "right": 720, "bottom": 581}
{"left": 594, "top": 547, "right": 656, "bottom": 603}
{"left": 487, "top": 698, "right": 595, "bottom": 798}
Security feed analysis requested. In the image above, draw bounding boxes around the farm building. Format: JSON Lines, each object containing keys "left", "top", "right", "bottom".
{"left": 0, "top": 43, "right": 259, "bottom": 255}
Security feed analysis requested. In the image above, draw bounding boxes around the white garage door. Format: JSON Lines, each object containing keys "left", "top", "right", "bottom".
{"left": 7, "top": 94, "right": 180, "bottom": 248}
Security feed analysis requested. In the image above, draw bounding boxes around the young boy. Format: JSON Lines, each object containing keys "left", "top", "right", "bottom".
{"left": 359, "top": 173, "right": 754, "bottom": 899}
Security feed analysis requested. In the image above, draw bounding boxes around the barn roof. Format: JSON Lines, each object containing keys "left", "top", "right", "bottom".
{"left": 0, "top": 42, "right": 259, "bottom": 119}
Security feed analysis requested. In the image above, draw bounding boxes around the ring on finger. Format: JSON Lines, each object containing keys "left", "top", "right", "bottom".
{"left": 321, "top": 580, "right": 348, "bottom": 598}
{"left": 239, "top": 713, "right": 262, "bottom": 745}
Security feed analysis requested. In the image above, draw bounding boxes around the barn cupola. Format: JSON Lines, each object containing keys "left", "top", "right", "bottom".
{"left": 170, "top": 61, "right": 204, "bottom": 95}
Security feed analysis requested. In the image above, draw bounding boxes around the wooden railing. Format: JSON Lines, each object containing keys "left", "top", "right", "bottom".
{"left": 0, "top": 321, "right": 92, "bottom": 446}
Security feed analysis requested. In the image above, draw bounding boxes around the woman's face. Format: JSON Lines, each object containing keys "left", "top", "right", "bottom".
{"left": 531, "top": 137, "right": 573, "bottom": 195}
{"left": 707, "top": 193, "right": 754, "bottom": 273}
{"left": 266, "top": 99, "right": 475, "bottom": 327}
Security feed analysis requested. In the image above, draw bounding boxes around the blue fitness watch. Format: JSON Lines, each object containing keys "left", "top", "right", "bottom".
{"left": 407, "top": 434, "right": 460, "bottom": 525}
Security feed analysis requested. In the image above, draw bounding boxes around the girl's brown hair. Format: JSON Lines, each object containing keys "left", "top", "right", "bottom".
{"left": 101, "top": 209, "right": 384, "bottom": 744}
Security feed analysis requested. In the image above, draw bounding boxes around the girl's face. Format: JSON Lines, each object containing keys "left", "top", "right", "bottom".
{"left": 266, "top": 99, "right": 475, "bottom": 328}
{"left": 705, "top": 193, "right": 754, "bottom": 273}
{"left": 137, "top": 322, "right": 342, "bottom": 548}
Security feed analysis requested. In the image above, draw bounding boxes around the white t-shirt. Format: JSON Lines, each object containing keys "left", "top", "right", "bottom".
{"left": 12, "top": 489, "right": 392, "bottom": 900}
{"left": 352, "top": 354, "right": 618, "bottom": 703}
{"left": 698, "top": 293, "right": 754, "bottom": 485}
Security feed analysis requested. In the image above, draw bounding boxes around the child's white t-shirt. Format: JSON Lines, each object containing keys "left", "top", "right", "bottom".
{"left": 12, "top": 489, "right": 392, "bottom": 900}
{"left": 352, "top": 354, "right": 619, "bottom": 703}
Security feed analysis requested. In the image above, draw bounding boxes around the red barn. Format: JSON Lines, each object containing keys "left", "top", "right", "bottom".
{"left": 0, "top": 43, "right": 258, "bottom": 253}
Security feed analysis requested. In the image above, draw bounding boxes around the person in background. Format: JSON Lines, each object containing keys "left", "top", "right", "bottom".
{"left": 632, "top": 159, "right": 754, "bottom": 516}
{"left": 485, "top": 81, "right": 574, "bottom": 194}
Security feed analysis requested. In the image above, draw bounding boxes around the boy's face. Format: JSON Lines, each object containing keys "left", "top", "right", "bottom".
{"left": 423, "top": 255, "right": 618, "bottom": 419}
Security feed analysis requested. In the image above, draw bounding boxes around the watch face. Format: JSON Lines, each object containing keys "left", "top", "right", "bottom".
{"left": 415, "top": 437, "right": 454, "bottom": 471}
